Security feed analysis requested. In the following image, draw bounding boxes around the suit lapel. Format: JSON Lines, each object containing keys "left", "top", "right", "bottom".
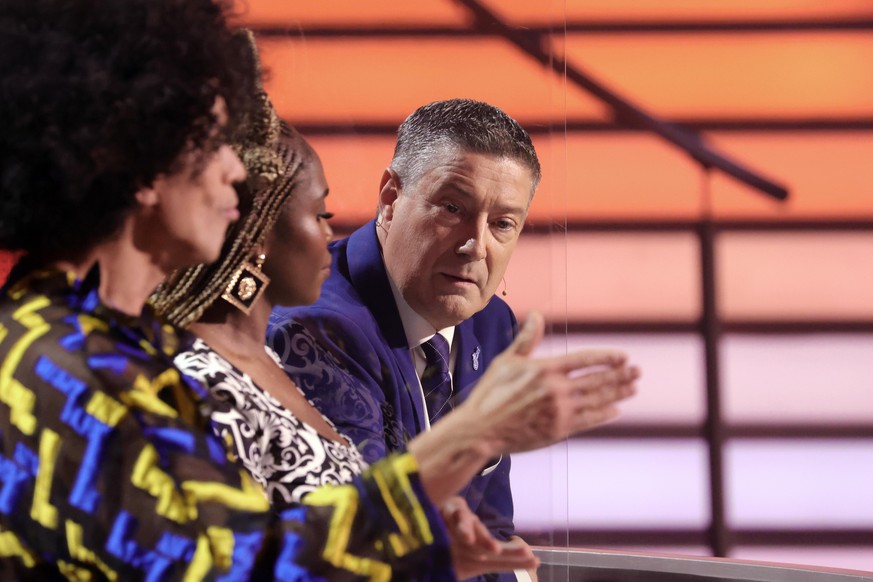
{"left": 454, "top": 318, "right": 484, "bottom": 400}
{"left": 346, "top": 221, "right": 427, "bottom": 433}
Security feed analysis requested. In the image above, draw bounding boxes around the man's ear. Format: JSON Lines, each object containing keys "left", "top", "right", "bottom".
{"left": 377, "top": 168, "right": 400, "bottom": 226}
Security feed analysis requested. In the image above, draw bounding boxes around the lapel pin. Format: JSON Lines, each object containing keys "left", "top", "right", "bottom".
{"left": 472, "top": 346, "right": 481, "bottom": 371}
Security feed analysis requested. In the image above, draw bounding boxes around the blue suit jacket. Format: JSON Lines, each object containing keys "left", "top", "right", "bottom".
{"left": 268, "top": 220, "right": 518, "bottom": 548}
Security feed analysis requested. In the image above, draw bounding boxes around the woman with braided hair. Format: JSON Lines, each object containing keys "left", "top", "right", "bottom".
{"left": 154, "top": 115, "right": 372, "bottom": 505}
{"left": 151, "top": 30, "right": 641, "bottom": 579}
{"left": 0, "top": 2, "right": 482, "bottom": 577}
{"left": 151, "top": 78, "right": 543, "bottom": 578}
{"left": 0, "top": 0, "right": 635, "bottom": 573}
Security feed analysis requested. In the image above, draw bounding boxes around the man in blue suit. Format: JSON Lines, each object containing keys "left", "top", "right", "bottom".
{"left": 269, "top": 99, "right": 541, "bottom": 579}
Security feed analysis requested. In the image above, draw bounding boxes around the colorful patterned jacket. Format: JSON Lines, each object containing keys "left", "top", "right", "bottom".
{"left": 0, "top": 266, "right": 452, "bottom": 581}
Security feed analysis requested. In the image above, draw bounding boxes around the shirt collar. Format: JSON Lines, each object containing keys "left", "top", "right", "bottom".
{"left": 385, "top": 264, "right": 455, "bottom": 351}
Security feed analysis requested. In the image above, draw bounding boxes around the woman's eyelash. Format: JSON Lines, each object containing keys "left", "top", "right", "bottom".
{"left": 318, "top": 212, "right": 334, "bottom": 220}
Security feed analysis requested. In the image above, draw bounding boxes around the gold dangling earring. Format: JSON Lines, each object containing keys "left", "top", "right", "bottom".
{"left": 221, "top": 252, "right": 270, "bottom": 314}
{"left": 501, "top": 277, "right": 508, "bottom": 297}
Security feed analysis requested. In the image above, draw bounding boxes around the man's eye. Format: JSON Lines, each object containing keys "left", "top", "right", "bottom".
{"left": 494, "top": 219, "right": 515, "bottom": 231}
{"left": 445, "top": 203, "right": 460, "bottom": 214}
{"left": 317, "top": 212, "right": 334, "bottom": 221}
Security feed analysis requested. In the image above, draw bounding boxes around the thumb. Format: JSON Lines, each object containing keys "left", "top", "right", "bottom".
{"left": 506, "top": 311, "right": 545, "bottom": 357}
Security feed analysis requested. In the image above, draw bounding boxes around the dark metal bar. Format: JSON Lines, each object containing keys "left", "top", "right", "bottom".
{"left": 250, "top": 18, "right": 873, "bottom": 39}
{"left": 452, "top": 0, "right": 789, "bottom": 201}
{"left": 669, "top": 118, "right": 873, "bottom": 132}
{"left": 251, "top": 25, "right": 476, "bottom": 39}
{"left": 698, "top": 193, "right": 730, "bottom": 557}
{"left": 561, "top": 321, "right": 699, "bottom": 334}
{"left": 561, "top": 18, "right": 873, "bottom": 34}
{"left": 727, "top": 425, "right": 873, "bottom": 439}
{"left": 723, "top": 321, "right": 873, "bottom": 334}
{"left": 546, "top": 220, "right": 873, "bottom": 233}
{"left": 580, "top": 423, "right": 703, "bottom": 439}
{"left": 291, "top": 118, "right": 873, "bottom": 135}
{"left": 332, "top": 219, "right": 873, "bottom": 235}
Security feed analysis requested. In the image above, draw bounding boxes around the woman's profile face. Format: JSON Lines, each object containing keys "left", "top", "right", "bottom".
{"left": 145, "top": 97, "right": 246, "bottom": 270}
{"left": 262, "top": 141, "right": 333, "bottom": 307}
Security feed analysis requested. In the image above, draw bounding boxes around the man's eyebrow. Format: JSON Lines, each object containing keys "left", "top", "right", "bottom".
{"left": 494, "top": 204, "right": 527, "bottom": 217}
{"left": 439, "top": 182, "right": 527, "bottom": 216}
{"left": 440, "top": 181, "right": 473, "bottom": 199}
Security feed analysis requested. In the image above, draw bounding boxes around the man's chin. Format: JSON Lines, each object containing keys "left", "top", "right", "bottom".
{"left": 427, "top": 295, "right": 486, "bottom": 328}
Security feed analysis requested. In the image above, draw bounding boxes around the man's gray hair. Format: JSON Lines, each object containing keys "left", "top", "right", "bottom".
{"left": 389, "top": 98, "right": 541, "bottom": 194}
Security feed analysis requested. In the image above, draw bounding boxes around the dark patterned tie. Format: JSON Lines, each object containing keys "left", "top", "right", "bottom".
{"left": 421, "top": 334, "right": 453, "bottom": 424}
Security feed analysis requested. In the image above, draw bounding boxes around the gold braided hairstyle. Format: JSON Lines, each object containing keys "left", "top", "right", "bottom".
{"left": 150, "top": 29, "right": 305, "bottom": 327}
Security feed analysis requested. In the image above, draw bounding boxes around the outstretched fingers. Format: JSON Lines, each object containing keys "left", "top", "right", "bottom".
{"left": 542, "top": 347, "right": 629, "bottom": 375}
{"left": 561, "top": 364, "right": 639, "bottom": 434}
{"left": 504, "top": 311, "right": 545, "bottom": 358}
{"left": 576, "top": 404, "right": 621, "bottom": 433}
{"left": 571, "top": 364, "right": 640, "bottom": 397}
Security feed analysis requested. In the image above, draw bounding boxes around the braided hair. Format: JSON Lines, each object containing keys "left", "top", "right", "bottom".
{"left": 151, "top": 31, "right": 305, "bottom": 327}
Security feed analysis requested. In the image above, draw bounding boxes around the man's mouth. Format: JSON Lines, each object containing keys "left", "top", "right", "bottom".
{"left": 441, "top": 273, "right": 477, "bottom": 285}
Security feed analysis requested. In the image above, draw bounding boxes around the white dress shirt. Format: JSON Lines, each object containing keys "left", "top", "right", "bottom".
{"left": 386, "top": 273, "right": 456, "bottom": 431}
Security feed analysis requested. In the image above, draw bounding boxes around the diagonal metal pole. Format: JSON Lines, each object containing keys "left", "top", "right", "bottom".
{"left": 450, "top": 0, "right": 765, "bottom": 559}
{"left": 453, "top": 0, "right": 789, "bottom": 201}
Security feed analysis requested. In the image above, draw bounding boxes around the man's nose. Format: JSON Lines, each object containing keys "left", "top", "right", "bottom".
{"left": 456, "top": 220, "right": 487, "bottom": 260}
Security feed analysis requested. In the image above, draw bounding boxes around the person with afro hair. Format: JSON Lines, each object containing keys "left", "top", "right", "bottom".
{"left": 0, "top": 0, "right": 637, "bottom": 578}
{"left": 0, "top": 0, "right": 461, "bottom": 578}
